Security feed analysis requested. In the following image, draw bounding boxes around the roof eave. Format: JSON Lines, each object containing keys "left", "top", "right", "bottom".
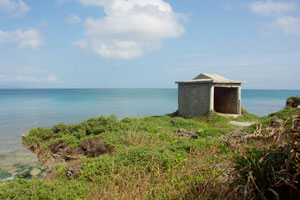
{"left": 175, "top": 80, "right": 213, "bottom": 84}
{"left": 213, "top": 80, "right": 246, "bottom": 84}
{"left": 176, "top": 80, "right": 246, "bottom": 84}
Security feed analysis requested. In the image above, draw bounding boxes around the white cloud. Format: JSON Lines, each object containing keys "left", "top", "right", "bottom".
{"left": 73, "top": 39, "right": 87, "bottom": 49}
{"left": 269, "top": 16, "right": 300, "bottom": 36}
{"left": 57, "top": 0, "right": 71, "bottom": 4}
{"left": 0, "top": 28, "right": 42, "bottom": 49}
{"left": 76, "top": 0, "right": 185, "bottom": 59}
{"left": 0, "top": 0, "right": 30, "bottom": 17}
{"left": 0, "top": 75, "right": 58, "bottom": 83}
{"left": 249, "top": 0, "right": 297, "bottom": 16}
{"left": 77, "top": 0, "right": 107, "bottom": 6}
{"left": 15, "top": 75, "right": 58, "bottom": 82}
{"left": 65, "top": 14, "right": 81, "bottom": 24}
{"left": 222, "top": 2, "right": 233, "bottom": 10}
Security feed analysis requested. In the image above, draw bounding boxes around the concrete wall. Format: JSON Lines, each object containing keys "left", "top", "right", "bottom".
{"left": 178, "top": 83, "right": 212, "bottom": 118}
{"left": 214, "top": 87, "right": 239, "bottom": 114}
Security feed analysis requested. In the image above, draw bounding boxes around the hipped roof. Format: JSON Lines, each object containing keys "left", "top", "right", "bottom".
{"left": 176, "top": 73, "right": 246, "bottom": 84}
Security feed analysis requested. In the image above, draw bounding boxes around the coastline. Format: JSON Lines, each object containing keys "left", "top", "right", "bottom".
{"left": 0, "top": 89, "right": 300, "bottom": 181}
{"left": 0, "top": 97, "right": 299, "bottom": 199}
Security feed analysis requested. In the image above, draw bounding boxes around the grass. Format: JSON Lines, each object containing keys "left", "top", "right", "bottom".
{"left": 23, "top": 113, "right": 234, "bottom": 150}
{"left": 232, "top": 145, "right": 300, "bottom": 200}
{"left": 1, "top": 103, "right": 300, "bottom": 199}
{"left": 235, "top": 108, "right": 259, "bottom": 122}
{"left": 0, "top": 112, "right": 235, "bottom": 199}
{"left": 242, "top": 106, "right": 300, "bottom": 133}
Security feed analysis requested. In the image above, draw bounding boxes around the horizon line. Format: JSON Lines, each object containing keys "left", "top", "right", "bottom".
{"left": 0, "top": 88, "right": 300, "bottom": 90}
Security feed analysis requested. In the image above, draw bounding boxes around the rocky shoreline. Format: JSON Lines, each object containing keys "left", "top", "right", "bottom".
{"left": 0, "top": 162, "right": 45, "bottom": 183}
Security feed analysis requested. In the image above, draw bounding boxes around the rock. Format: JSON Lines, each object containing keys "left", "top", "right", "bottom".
{"left": 286, "top": 97, "right": 300, "bottom": 108}
{"left": 65, "top": 162, "right": 80, "bottom": 179}
{"left": 270, "top": 118, "right": 283, "bottom": 129}
{"left": 0, "top": 168, "right": 12, "bottom": 180}
{"left": 174, "top": 129, "right": 198, "bottom": 139}
{"left": 66, "top": 168, "right": 76, "bottom": 179}
{"left": 206, "top": 136, "right": 213, "bottom": 140}
{"left": 21, "top": 133, "right": 28, "bottom": 140}
{"left": 188, "top": 130, "right": 198, "bottom": 139}
{"left": 30, "top": 168, "right": 41, "bottom": 176}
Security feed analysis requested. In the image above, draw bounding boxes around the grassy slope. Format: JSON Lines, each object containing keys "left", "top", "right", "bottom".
{"left": 0, "top": 113, "right": 236, "bottom": 200}
{"left": 0, "top": 106, "right": 299, "bottom": 199}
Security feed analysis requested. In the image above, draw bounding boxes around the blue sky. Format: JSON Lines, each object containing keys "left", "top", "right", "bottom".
{"left": 0, "top": 0, "right": 299, "bottom": 89}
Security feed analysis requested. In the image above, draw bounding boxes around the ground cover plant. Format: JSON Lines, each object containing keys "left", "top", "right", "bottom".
{"left": 0, "top": 112, "right": 236, "bottom": 200}
{"left": 1, "top": 98, "right": 299, "bottom": 200}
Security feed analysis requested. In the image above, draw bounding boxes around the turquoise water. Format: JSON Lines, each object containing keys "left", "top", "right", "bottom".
{"left": 0, "top": 89, "right": 300, "bottom": 180}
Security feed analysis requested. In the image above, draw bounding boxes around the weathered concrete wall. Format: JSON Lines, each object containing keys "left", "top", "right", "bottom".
{"left": 214, "top": 87, "right": 239, "bottom": 114}
{"left": 178, "top": 83, "right": 212, "bottom": 118}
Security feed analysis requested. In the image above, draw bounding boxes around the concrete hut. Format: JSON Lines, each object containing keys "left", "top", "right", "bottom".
{"left": 176, "top": 73, "right": 246, "bottom": 118}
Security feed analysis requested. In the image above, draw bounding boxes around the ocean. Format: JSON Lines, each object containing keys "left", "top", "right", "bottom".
{"left": 0, "top": 89, "right": 300, "bottom": 180}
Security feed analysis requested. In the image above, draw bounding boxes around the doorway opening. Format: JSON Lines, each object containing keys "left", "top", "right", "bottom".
{"left": 214, "top": 87, "right": 238, "bottom": 114}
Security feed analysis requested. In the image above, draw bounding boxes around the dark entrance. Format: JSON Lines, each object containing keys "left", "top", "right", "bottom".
{"left": 214, "top": 87, "right": 238, "bottom": 114}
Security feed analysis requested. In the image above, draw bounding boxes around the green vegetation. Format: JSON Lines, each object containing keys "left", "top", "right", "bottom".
{"left": 233, "top": 146, "right": 298, "bottom": 200}
{"left": 230, "top": 105, "right": 300, "bottom": 200}
{"left": 23, "top": 113, "right": 234, "bottom": 150}
{"left": 1, "top": 101, "right": 299, "bottom": 200}
{"left": 243, "top": 106, "right": 300, "bottom": 133}
{"left": 235, "top": 108, "right": 259, "bottom": 122}
{"left": 1, "top": 112, "right": 235, "bottom": 199}
{"left": 286, "top": 96, "right": 300, "bottom": 108}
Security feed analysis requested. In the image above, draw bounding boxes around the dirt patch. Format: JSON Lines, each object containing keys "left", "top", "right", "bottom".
{"left": 50, "top": 141, "right": 80, "bottom": 161}
{"left": 228, "top": 121, "right": 255, "bottom": 127}
{"left": 78, "top": 138, "right": 113, "bottom": 158}
{"left": 49, "top": 138, "right": 112, "bottom": 161}
{"left": 25, "top": 138, "right": 113, "bottom": 180}
{"left": 174, "top": 129, "right": 198, "bottom": 139}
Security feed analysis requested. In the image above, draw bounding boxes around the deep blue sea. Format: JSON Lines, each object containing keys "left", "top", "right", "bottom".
{"left": 0, "top": 89, "right": 300, "bottom": 179}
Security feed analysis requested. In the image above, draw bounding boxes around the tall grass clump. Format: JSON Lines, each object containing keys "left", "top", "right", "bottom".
{"left": 232, "top": 146, "right": 300, "bottom": 200}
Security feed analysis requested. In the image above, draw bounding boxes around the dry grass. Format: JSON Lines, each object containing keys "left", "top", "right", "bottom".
{"left": 82, "top": 149, "right": 228, "bottom": 200}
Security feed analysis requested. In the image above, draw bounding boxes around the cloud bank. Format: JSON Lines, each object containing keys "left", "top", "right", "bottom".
{"left": 270, "top": 16, "right": 300, "bottom": 36}
{"left": 65, "top": 14, "right": 81, "bottom": 24}
{"left": 0, "top": 0, "right": 30, "bottom": 17}
{"left": 249, "top": 1, "right": 300, "bottom": 37}
{"left": 249, "top": 0, "right": 296, "bottom": 16}
{"left": 75, "top": 0, "right": 185, "bottom": 59}
{"left": 0, "top": 75, "right": 58, "bottom": 83}
{"left": 57, "top": 0, "right": 71, "bottom": 4}
{"left": 0, "top": 28, "right": 42, "bottom": 49}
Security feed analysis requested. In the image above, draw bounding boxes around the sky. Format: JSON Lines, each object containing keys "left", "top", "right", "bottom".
{"left": 0, "top": 0, "right": 299, "bottom": 89}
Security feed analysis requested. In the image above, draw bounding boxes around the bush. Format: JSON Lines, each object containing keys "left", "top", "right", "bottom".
{"left": 233, "top": 146, "right": 300, "bottom": 200}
